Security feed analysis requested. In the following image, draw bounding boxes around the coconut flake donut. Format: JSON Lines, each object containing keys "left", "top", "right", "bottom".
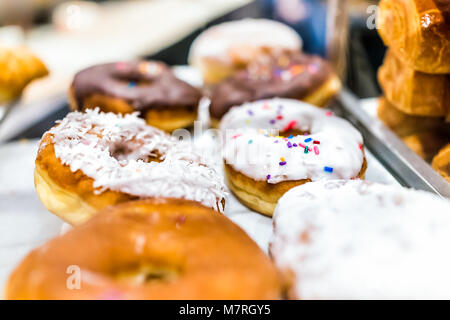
{"left": 35, "top": 109, "right": 226, "bottom": 225}
{"left": 270, "top": 180, "right": 450, "bottom": 299}
{"left": 69, "top": 61, "right": 202, "bottom": 132}
{"left": 6, "top": 199, "right": 281, "bottom": 300}
{"left": 188, "top": 19, "right": 302, "bottom": 85}
{"left": 220, "top": 98, "right": 366, "bottom": 216}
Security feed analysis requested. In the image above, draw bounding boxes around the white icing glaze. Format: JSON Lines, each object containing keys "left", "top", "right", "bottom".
{"left": 188, "top": 19, "right": 302, "bottom": 64}
{"left": 46, "top": 109, "right": 226, "bottom": 211}
{"left": 271, "top": 180, "right": 450, "bottom": 299}
{"left": 220, "top": 98, "right": 364, "bottom": 183}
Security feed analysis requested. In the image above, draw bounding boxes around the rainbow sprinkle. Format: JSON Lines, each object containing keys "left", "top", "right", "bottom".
{"left": 324, "top": 166, "right": 333, "bottom": 173}
{"left": 279, "top": 157, "right": 287, "bottom": 166}
{"left": 248, "top": 139, "right": 253, "bottom": 144}
{"left": 287, "top": 141, "right": 292, "bottom": 148}
{"left": 304, "top": 137, "right": 312, "bottom": 143}
{"left": 314, "top": 146, "right": 320, "bottom": 155}
{"left": 232, "top": 134, "right": 242, "bottom": 139}
{"left": 128, "top": 82, "right": 136, "bottom": 88}
{"left": 290, "top": 65, "right": 305, "bottom": 77}
{"left": 266, "top": 174, "right": 271, "bottom": 180}
{"left": 282, "top": 120, "right": 297, "bottom": 132}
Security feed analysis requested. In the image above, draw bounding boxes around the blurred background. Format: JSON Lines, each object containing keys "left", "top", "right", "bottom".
{"left": 0, "top": 0, "right": 384, "bottom": 141}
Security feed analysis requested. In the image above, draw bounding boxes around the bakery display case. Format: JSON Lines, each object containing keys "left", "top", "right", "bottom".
{"left": 0, "top": 0, "right": 449, "bottom": 301}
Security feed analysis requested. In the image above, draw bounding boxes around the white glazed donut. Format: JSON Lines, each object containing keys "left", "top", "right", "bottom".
{"left": 270, "top": 180, "right": 450, "bottom": 299}
{"left": 219, "top": 98, "right": 366, "bottom": 216}
{"left": 35, "top": 109, "right": 227, "bottom": 225}
{"left": 188, "top": 19, "right": 302, "bottom": 84}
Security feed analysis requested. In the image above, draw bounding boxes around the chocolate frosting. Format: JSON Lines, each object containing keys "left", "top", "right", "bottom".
{"left": 71, "top": 61, "right": 201, "bottom": 112}
{"left": 209, "top": 53, "right": 334, "bottom": 119}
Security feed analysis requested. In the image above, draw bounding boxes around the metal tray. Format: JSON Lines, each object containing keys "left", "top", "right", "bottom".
{"left": 336, "top": 90, "right": 449, "bottom": 198}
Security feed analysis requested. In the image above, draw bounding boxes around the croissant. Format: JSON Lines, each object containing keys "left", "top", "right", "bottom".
{"left": 377, "top": 0, "right": 450, "bottom": 74}
{"left": 378, "top": 50, "right": 449, "bottom": 117}
{"left": 0, "top": 47, "right": 48, "bottom": 103}
{"left": 432, "top": 144, "right": 450, "bottom": 182}
{"left": 377, "top": 97, "right": 450, "bottom": 137}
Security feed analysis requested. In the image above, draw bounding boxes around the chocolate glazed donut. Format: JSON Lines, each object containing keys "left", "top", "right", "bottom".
{"left": 69, "top": 61, "right": 202, "bottom": 132}
{"left": 209, "top": 53, "right": 341, "bottom": 126}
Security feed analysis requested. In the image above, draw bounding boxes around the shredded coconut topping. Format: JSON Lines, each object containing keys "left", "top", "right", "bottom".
{"left": 271, "top": 180, "right": 450, "bottom": 299}
{"left": 47, "top": 109, "right": 226, "bottom": 211}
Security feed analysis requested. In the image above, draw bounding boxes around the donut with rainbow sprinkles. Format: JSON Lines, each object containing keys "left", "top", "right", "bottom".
{"left": 220, "top": 98, "right": 367, "bottom": 216}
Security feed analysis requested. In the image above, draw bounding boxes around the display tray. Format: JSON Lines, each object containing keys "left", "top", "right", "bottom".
{"left": 0, "top": 127, "right": 399, "bottom": 296}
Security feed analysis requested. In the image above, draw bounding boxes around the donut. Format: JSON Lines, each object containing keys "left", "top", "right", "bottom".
{"left": 35, "top": 109, "right": 226, "bottom": 225}
{"left": 270, "top": 180, "right": 450, "bottom": 299}
{"left": 69, "top": 61, "right": 202, "bottom": 132}
{"left": 377, "top": 97, "right": 450, "bottom": 137}
{"left": 209, "top": 52, "right": 341, "bottom": 126}
{"left": 0, "top": 46, "right": 48, "bottom": 103}
{"left": 432, "top": 144, "right": 450, "bottom": 182}
{"left": 6, "top": 198, "right": 281, "bottom": 300}
{"left": 378, "top": 50, "right": 449, "bottom": 117}
{"left": 220, "top": 98, "right": 366, "bottom": 216}
{"left": 188, "top": 19, "right": 302, "bottom": 85}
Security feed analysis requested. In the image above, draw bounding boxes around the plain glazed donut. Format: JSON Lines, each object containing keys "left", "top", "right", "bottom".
{"left": 432, "top": 144, "right": 450, "bottom": 182}
{"left": 35, "top": 109, "right": 226, "bottom": 225}
{"left": 220, "top": 98, "right": 366, "bottom": 216}
{"left": 209, "top": 52, "right": 341, "bottom": 125}
{"left": 69, "top": 61, "right": 202, "bottom": 132}
{"left": 188, "top": 19, "right": 302, "bottom": 85}
{"left": 6, "top": 199, "right": 281, "bottom": 300}
{"left": 270, "top": 180, "right": 450, "bottom": 299}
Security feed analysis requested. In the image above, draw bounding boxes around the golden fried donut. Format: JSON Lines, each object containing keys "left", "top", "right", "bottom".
{"left": 69, "top": 61, "right": 201, "bottom": 132}
{"left": 220, "top": 98, "right": 367, "bottom": 216}
{"left": 35, "top": 109, "right": 226, "bottom": 225}
{"left": 271, "top": 180, "right": 450, "bottom": 299}
{"left": 432, "top": 144, "right": 450, "bottom": 182}
{"left": 209, "top": 52, "right": 341, "bottom": 126}
{"left": 377, "top": 97, "right": 450, "bottom": 137}
{"left": 0, "top": 46, "right": 48, "bottom": 103}
{"left": 6, "top": 198, "right": 281, "bottom": 300}
{"left": 377, "top": 0, "right": 450, "bottom": 74}
{"left": 378, "top": 50, "right": 449, "bottom": 117}
{"left": 188, "top": 19, "right": 302, "bottom": 85}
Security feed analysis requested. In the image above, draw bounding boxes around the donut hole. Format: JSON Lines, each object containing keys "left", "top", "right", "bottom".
{"left": 109, "top": 142, "right": 162, "bottom": 163}
{"left": 111, "top": 262, "right": 181, "bottom": 285}
{"left": 278, "top": 128, "right": 310, "bottom": 138}
{"left": 117, "top": 75, "right": 153, "bottom": 87}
